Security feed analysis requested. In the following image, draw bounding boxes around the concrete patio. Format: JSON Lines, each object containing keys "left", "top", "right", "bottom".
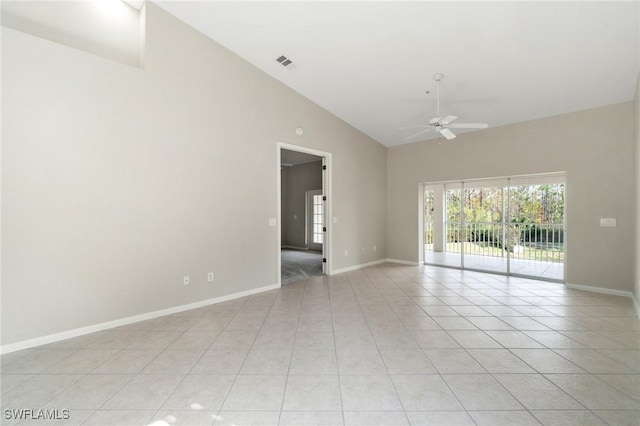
{"left": 425, "top": 250, "right": 564, "bottom": 282}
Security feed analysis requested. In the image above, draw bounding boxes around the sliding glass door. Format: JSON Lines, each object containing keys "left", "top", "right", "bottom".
{"left": 461, "top": 181, "right": 508, "bottom": 274}
{"left": 507, "top": 182, "right": 565, "bottom": 280}
{"left": 424, "top": 174, "right": 566, "bottom": 282}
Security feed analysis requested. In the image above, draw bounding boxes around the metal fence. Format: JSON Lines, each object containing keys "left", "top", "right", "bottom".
{"left": 424, "top": 222, "right": 434, "bottom": 248}
{"left": 429, "top": 221, "right": 564, "bottom": 263}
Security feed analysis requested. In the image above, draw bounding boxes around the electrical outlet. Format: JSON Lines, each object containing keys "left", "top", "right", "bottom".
{"left": 207, "top": 272, "right": 214, "bottom": 282}
{"left": 344, "top": 250, "right": 348, "bottom": 257}
{"left": 373, "top": 245, "right": 377, "bottom": 252}
{"left": 361, "top": 247, "right": 366, "bottom": 253}
{"left": 600, "top": 218, "right": 616, "bottom": 227}
{"left": 183, "top": 276, "right": 190, "bottom": 286}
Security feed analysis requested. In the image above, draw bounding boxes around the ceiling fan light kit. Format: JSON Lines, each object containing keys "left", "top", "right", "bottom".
{"left": 403, "top": 73, "right": 488, "bottom": 142}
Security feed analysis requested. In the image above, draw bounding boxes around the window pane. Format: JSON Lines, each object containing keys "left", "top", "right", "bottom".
{"left": 311, "top": 193, "right": 324, "bottom": 245}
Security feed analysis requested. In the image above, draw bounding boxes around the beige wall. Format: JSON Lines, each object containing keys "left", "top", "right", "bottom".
{"left": 281, "top": 161, "right": 323, "bottom": 248}
{"left": 1, "top": 4, "right": 387, "bottom": 345}
{"left": 388, "top": 102, "right": 635, "bottom": 292}
{"left": 635, "top": 73, "right": 640, "bottom": 302}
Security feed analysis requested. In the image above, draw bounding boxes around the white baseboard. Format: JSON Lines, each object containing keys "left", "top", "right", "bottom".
{"left": 566, "top": 283, "right": 640, "bottom": 318}
{"left": 385, "top": 258, "right": 420, "bottom": 266}
{"left": 0, "top": 283, "right": 280, "bottom": 355}
{"left": 330, "top": 258, "right": 422, "bottom": 275}
{"left": 331, "top": 259, "right": 387, "bottom": 275}
{"left": 281, "top": 245, "right": 309, "bottom": 251}
{"left": 565, "top": 282, "right": 633, "bottom": 298}
{"left": 632, "top": 293, "right": 640, "bottom": 318}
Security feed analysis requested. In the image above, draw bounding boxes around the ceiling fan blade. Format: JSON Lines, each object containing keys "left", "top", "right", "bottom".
{"left": 440, "top": 128, "right": 457, "bottom": 140}
{"left": 440, "top": 115, "right": 458, "bottom": 125}
{"left": 404, "top": 127, "right": 434, "bottom": 140}
{"left": 447, "top": 123, "right": 489, "bottom": 129}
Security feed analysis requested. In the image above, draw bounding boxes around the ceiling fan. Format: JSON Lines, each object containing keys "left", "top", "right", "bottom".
{"left": 403, "top": 73, "right": 488, "bottom": 141}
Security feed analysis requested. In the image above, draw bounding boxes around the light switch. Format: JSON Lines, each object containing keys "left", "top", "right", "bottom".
{"left": 268, "top": 218, "right": 277, "bottom": 227}
{"left": 600, "top": 218, "right": 616, "bottom": 227}
{"left": 332, "top": 216, "right": 338, "bottom": 224}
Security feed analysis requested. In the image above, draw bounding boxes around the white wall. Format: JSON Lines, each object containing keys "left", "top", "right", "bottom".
{"left": 1, "top": 3, "right": 387, "bottom": 346}
{"left": 281, "top": 161, "right": 323, "bottom": 248}
{"left": 388, "top": 102, "right": 635, "bottom": 292}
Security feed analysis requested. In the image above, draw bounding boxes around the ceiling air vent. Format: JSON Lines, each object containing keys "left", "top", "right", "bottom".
{"left": 276, "top": 55, "right": 294, "bottom": 68}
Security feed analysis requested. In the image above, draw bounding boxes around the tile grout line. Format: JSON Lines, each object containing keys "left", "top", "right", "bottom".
{"left": 276, "top": 275, "right": 305, "bottom": 424}
{"left": 357, "top": 266, "right": 413, "bottom": 425}
{"left": 327, "top": 275, "right": 348, "bottom": 426}
{"left": 212, "top": 295, "right": 274, "bottom": 421}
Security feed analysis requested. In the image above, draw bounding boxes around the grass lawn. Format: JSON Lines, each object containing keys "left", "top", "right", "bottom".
{"left": 443, "top": 242, "right": 564, "bottom": 263}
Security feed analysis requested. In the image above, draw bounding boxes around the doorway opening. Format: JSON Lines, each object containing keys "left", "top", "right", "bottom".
{"left": 277, "top": 143, "right": 332, "bottom": 285}
{"left": 422, "top": 173, "right": 566, "bottom": 282}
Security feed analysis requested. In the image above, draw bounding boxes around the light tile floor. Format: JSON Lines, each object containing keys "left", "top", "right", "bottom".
{"left": 2, "top": 264, "right": 639, "bottom": 425}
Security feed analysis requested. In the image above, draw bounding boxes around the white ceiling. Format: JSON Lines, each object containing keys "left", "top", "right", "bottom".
{"left": 154, "top": 1, "right": 639, "bottom": 147}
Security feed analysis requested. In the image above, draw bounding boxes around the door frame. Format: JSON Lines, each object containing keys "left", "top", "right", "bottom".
{"left": 277, "top": 142, "right": 332, "bottom": 285}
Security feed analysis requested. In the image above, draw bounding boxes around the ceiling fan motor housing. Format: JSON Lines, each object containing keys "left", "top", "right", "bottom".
{"left": 402, "top": 72, "right": 488, "bottom": 141}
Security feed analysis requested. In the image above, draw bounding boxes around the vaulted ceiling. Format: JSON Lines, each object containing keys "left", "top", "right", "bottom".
{"left": 155, "top": 1, "right": 639, "bottom": 147}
